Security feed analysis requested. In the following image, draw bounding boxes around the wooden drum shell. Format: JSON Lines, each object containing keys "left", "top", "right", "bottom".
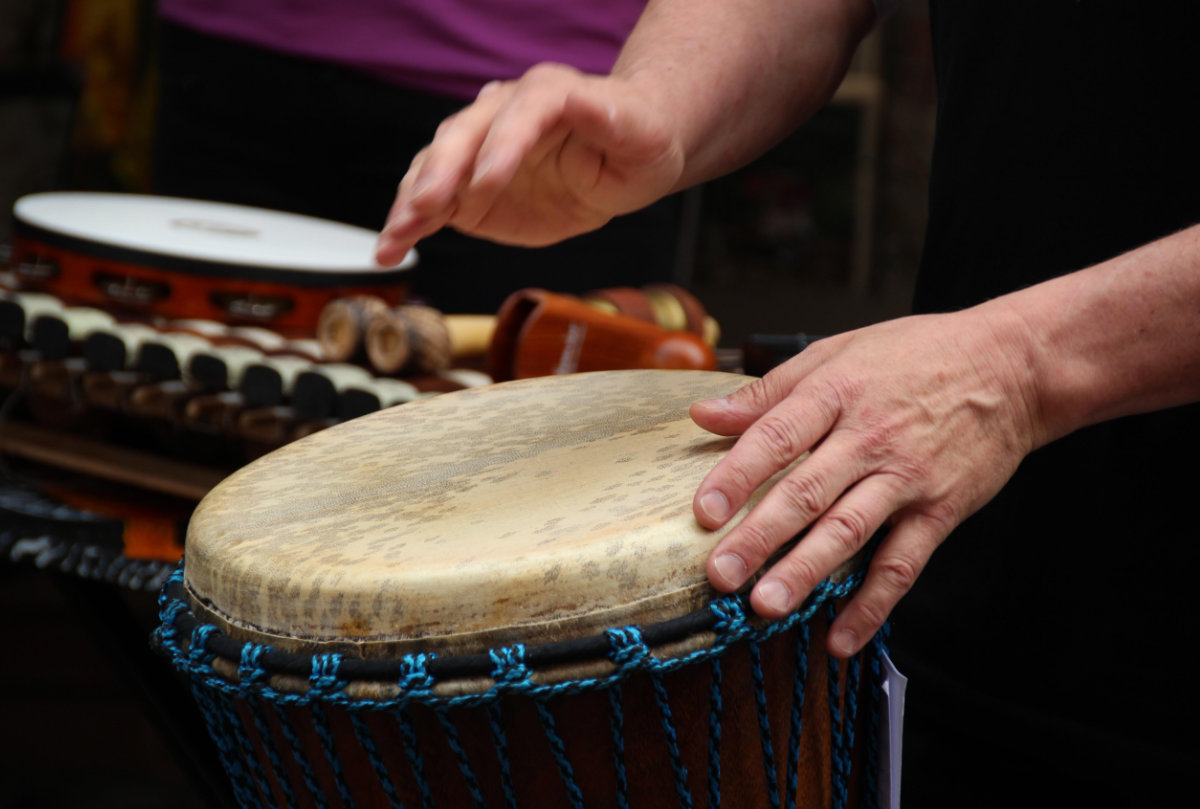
{"left": 191, "top": 619, "right": 857, "bottom": 809}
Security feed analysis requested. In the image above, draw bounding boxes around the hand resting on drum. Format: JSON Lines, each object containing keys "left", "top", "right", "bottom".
{"left": 692, "top": 228, "right": 1200, "bottom": 660}
{"left": 690, "top": 306, "right": 1043, "bottom": 660}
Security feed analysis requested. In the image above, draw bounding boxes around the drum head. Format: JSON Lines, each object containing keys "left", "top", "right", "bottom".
{"left": 13, "top": 192, "right": 417, "bottom": 280}
{"left": 185, "top": 370, "right": 777, "bottom": 657}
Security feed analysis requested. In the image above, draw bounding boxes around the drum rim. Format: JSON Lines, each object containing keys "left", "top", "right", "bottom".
{"left": 156, "top": 554, "right": 869, "bottom": 702}
{"left": 13, "top": 192, "right": 417, "bottom": 283}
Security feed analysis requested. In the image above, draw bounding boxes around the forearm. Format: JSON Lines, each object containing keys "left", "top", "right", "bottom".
{"left": 612, "top": 0, "right": 876, "bottom": 190}
{"left": 983, "top": 223, "right": 1200, "bottom": 446}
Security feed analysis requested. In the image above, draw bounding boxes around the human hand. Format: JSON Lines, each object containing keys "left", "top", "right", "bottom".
{"left": 375, "top": 64, "right": 685, "bottom": 266}
{"left": 692, "top": 307, "right": 1047, "bottom": 657}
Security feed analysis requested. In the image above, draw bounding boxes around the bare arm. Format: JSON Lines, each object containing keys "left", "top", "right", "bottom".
{"left": 615, "top": 0, "right": 874, "bottom": 190}
{"left": 375, "top": 0, "right": 875, "bottom": 265}
{"left": 692, "top": 223, "right": 1200, "bottom": 657}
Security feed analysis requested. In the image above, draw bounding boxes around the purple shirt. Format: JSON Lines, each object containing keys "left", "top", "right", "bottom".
{"left": 159, "top": 0, "right": 645, "bottom": 100}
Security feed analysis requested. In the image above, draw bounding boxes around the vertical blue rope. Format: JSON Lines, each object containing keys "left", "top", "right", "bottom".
{"left": 393, "top": 654, "right": 439, "bottom": 809}
{"left": 607, "top": 684, "right": 630, "bottom": 809}
{"left": 825, "top": 607, "right": 850, "bottom": 809}
{"left": 216, "top": 689, "right": 276, "bottom": 807}
{"left": 534, "top": 698, "right": 587, "bottom": 809}
{"left": 844, "top": 653, "right": 862, "bottom": 781}
{"left": 309, "top": 655, "right": 355, "bottom": 809}
{"left": 485, "top": 700, "right": 518, "bottom": 809}
{"left": 607, "top": 626, "right": 691, "bottom": 809}
{"left": 748, "top": 641, "right": 782, "bottom": 809}
{"left": 271, "top": 701, "right": 328, "bottom": 809}
{"left": 706, "top": 658, "right": 724, "bottom": 809}
{"left": 784, "top": 623, "right": 811, "bottom": 809}
{"left": 187, "top": 625, "right": 263, "bottom": 809}
{"left": 708, "top": 597, "right": 751, "bottom": 809}
{"left": 395, "top": 706, "right": 437, "bottom": 809}
{"left": 862, "top": 624, "right": 890, "bottom": 809}
{"left": 649, "top": 671, "right": 694, "bottom": 809}
{"left": 348, "top": 711, "right": 407, "bottom": 809}
{"left": 491, "top": 644, "right": 585, "bottom": 809}
{"left": 239, "top": 643, "right": 298, "bottom": 809}
{"left": 191, "top": 681, "right": 263, "bottom": 809}
{"left": 433, "top": 706, "right": 489, "bottom": 809}
{"left": 246, "top": 699, "right": 300, "bottom": 809}
{"left": 270, "top": 701, "right": 327, "bottom": 808}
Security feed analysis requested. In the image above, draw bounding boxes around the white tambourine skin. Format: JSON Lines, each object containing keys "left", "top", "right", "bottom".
{"left": 14, "top": 192, "right": 417, "bottom": 274}
{"left": 184, "top": 370, "right": 796, "bottom": 658}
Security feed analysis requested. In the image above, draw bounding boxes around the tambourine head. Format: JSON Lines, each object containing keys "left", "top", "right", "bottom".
{"left": 10, "top": 192, "right": 417, "bottom": 333}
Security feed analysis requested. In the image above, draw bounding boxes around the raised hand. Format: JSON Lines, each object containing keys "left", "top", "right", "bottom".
{"left": 375, "top": 64, "right": 685, "bottom": 266}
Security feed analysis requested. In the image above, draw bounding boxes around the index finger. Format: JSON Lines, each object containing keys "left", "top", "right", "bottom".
{"left": 692, "top": 379, "right": 839, "bottom": 529}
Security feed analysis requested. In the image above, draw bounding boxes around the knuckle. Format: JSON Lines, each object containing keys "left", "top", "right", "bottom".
{"left": 774, "top": 472, "right": 827, "bottom": 521}
{"left": 848, "top": 419, "right": 898, "bottom": 467}
{"left": 476, "top": 79, "right": 504, "bottom": 99}
{"left": 522, "top": 61, "right": 575, "bottom": 84}
{"left": 734, "top": 374, "right": 799, "bottom": 417}
{"left": 849, "top": 594, "right": 892, "bottom": 634}
{"left": 774, "top": 552, "right": 825, "bottom": 595}
{"left": 820, "top": 372, "right": 865, "bottom": 412}
{"left": 729, "top": 521, "right": 781, "bottom": 568}
{"left": 873, "top": 552, "right": 921, "bottom": 595}
{"left": 754, "top": 417, "right": 803, "bottom": 466}
{"left": 722, "top": 459, "right": 759, "bottom": 496}
{"left": 917, "top": 501, "right": 960, "bottom": 539}
{"left": 433, "top": 114, "right": 460, "bottom": 139}
{"left": 821, "top": 508, "right": 870, "bottom": 555}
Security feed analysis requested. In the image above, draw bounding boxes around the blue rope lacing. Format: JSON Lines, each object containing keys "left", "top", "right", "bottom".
{"left": 156, "top": 563, "right": 886, "bottom": 809}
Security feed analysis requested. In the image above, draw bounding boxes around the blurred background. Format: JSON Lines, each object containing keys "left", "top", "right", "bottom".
{"left": 0, "top": 1, "right": 936, "bottom": 806}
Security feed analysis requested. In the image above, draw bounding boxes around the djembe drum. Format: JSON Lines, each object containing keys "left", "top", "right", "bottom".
{"left": 156, "top": 370, "right": 885, "bottom": 809}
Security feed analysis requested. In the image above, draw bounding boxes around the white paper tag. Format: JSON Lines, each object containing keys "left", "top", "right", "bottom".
{"left": 878, "top": 651, "right": 907, "bottom": 809}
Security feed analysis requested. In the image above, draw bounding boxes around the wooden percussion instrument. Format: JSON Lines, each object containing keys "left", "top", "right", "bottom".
{"left": 487, "top": 289, "right": 716, "bottom": 381}
{"left": 317, "top": 295, "right": 495, "bottom": 375}
{"left": 10, "top": 192, "right": 417, "bottom": 334}
{"left": 585, "top": 283, "right": 722, "bottom": 347}
{"left": 156, "top": 370, "right": 884, "bottom": 809}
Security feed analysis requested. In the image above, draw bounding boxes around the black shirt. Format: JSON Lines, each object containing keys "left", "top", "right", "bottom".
{"left": 890, "top": 3, "right": 1200, "bottom": 803}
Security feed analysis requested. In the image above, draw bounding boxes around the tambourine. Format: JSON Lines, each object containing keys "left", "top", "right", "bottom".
{"left": 10, "top": 192, "right": 417, "bottom": 334}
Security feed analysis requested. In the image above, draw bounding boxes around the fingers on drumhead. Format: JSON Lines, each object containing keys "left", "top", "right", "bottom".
{"left": 827, "top": 514, "right": 945, "bottom": 656}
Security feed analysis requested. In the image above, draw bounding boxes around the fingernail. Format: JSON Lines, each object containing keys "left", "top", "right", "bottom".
{"left": 698, "top": 490, "right": 730, "bottom": 523}
{"left": 756, "top": 580, "right": 790, "bottom": 614}
{"left": 831, "top": 628, "right": 859, "bottom": 657}
{"left": 697, "top": 397, "right": 732, "bottom": 412}
{"left": 712, "top": 553, "right": 747, "bottom": 588}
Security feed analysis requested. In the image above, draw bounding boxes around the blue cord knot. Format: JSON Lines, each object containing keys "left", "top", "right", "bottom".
{"left": 237, "top": 642, "right": 271, "bottom": 686}
{"left": 490, "top": 644, "right": 533, "bottom": 687}
{"left": 605, "top": 626, "right": 652, "bottom": 671}
{"left": 187, "top": 624, "right": 219, "bottom": 667}
{"left": 397, "top": 653, "right": 437, "bottom": 698}
{"left": 309, "top": 653, "right": 346, "bottom": 699}
{"left": 710, "top": 596, "right": 749, "bottom": 636}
